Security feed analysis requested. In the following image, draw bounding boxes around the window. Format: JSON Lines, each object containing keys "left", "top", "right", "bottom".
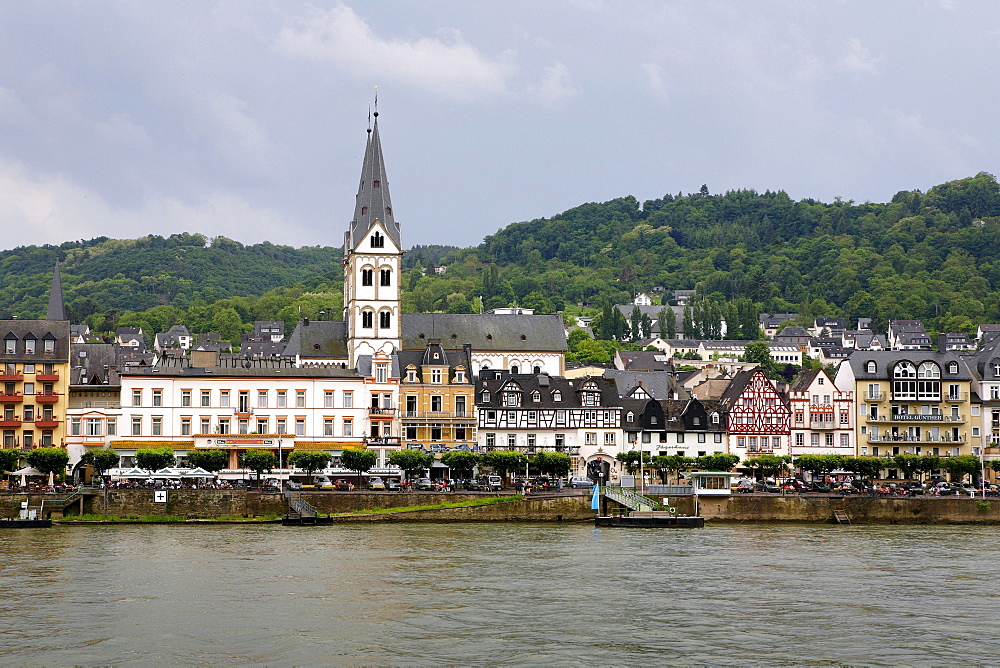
{"left": 296, "top": 390, "right": 306, "bottom": 408}
{"left": 23, "top": 364, "right": 33, "bottom": 374}
{"left": 201, "top": 390, "right": 211, "bottom": 407}
{"left": 237, "top": 393, "right": 249, "bottom": 414}
{"left": 107, "top": 419, "right": 116, "bottom": 436}
{"left": 867, "top": 361, "right": 876, "bottom": 373}
{"left": 431, "top": 369, "right": 443, "bottom": 384}
{"left": 277, "top": 391, "right": 287, "bottom": 408}
{"left": 256, "top": 419, "right": 267, "bottom": 434}
{"left": 456, "top": 370, "right": 466, "bottom": 383}
{"left": 486, "top": 433, "right": 496, "bottom": 448}
{"left": 22, "top": 431, "right": 32, "bottom": 447}
{"left": 375, "top": 364, "right": 387, "bottom": 384}
{"left": 432, "top": 424, "right": 443, "bottom": 440}
{"left": 795, "top": 433, "right": 804, "bottom": 447}
{"left": 43, "top": 339, "right": 54, "bottom": 353}
{"left": 840, "top": 411, "right": 849, "bottom": 424}
{"left": 219, "top": 419, "right": 230, "bottom": 434}
{"left": 714, "top": 433, "right": 723, "bottom": 443}
{"left": 152, "top": 390, "right": 162, "bottom": 407}
{"left": 295, "top": 419, "right": 305, "bottom": 437}
{"left": 343, "top": 391, "right": 353, "bottom": 408}
{"left": 3, "top": 338, "right": 14, "bottom": 354}
{"left": 258, "top": 391, "right": 268, "bottom": 408}
{"left": 811, "top": 434, "right": 820, "bottom": 447}
{"left": 456, "top": 427, "right": 467, "bottom": 440}
{"left": 431, "top": 396, "right": 443, "bottom": 412}
{"left": 200, "top": 418, "right": 210, "bottom": 434}
{"left": 276, "top": 418, "right": 286, "bottom": 434}
{"left": 181, "top": 418, "right": 191, "bottom": 436}
{"left": 531, "top": 390, "right": 541, "bottom": 402}
{"left": 152, "top": 418, "right": 162, "bottom": 436}
{"left": 455, "top": 396, "right": 467, "bottom": 417}
{"left": 840, "top": 434, "right": 850, "bottom": 448}
{"left": 22, "top": 339, "right": 33, "bottom": 354}
{"left": 825, "top": 433, "right": 834, "bottom": 447}
{"left": 552, "top": 390, "right": 562, "bottom": 402}
{"left": 973, "top": 427, "right": 981, "bottom": 437}
{"left": 181, "top": 390, "right": 191, "bottom": 407}
{"left": 371, "top": 231, "right": 384, "bottom": 248}
{"left": 380, "top": 269, "right": 391, "bottom": 286}
{"left": 324, "top": 419, "right": 334, "bottom": 437}
{"left": 23, "top": 405, "right": 33, "bottom": 421}
{"left": 361, "top": 269, "right": 373, "bottom": 286}
{"left": 405, "top": 426, "right": 417, "bottom": 440}
{"left": 41, "top": 430, "right": 53, "bottom": 446}
{"left": 406, "top": 368, "right": 416, "bottom": 382}
{"left": 362, "top": 311, "right": 373, "bottom": 328}
{"left": 220, "top": 391, "right": 230, "bottom": 408}
{"left": 507, "top": 434, "right": 517, "bottom": 448}
{"left": 324, "top": 391, "right": 334, "bottom": 408}
{"left": 379, "top": 311, "right": 391, "bottom": 329}
{"left": 481, "top": 390, "right": 491, "bottom": 403}
{"left": 948, "top": 362, "right": 959, "bottom": 374}
{"left": 676, "top": 433, "right": 684, "bottom": 444}
{"left": 604, "top": 432, "right": 615, "bottom": 445}
{"left": 132, "top": 390, "right": 142, "bottom": 406}
{"left": 585, "top": 432, "right": 597, "bottom": 444}
{"left": 343, "top": 419, "right": 353, "bottom": 437}
{"left": 131, "top": 417, "right": 141, "bottom": 436}
{"left": 71, "top": 418, "right": 81, "bottom": 436}
{"left": 795, "top": 412, "right": 803, "bottom": 423}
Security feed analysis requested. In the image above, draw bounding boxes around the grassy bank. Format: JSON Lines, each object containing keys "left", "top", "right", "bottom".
{"left": 332, "top": 495, "right": 523, "bottom": 516}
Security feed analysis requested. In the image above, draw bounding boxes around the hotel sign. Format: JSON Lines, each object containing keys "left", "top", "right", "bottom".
{"left": 209, "top": 439, "right": 275, "bottom": 445}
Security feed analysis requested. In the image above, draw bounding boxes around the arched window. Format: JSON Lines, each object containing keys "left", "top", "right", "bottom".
{"left": 948, "top": 362, "right": 959, "bottom": 374}
{"left": 893, "top": 361, "right": 918, "bottom": 399}
{"left": 379, "top": 311, "right": 391, "bottom": 329}
{"left": 917, "top": 361, "right": 941, "bottom": 400}
{"left": 866, "top": 361, "right": 876, "bottom": 373}
{"left": 511, "top": 365, "right": 519, "bottom": 374}
{"left": 531, "top": 391, "right": 540, "bottom": 402}
{"left": 552, "top": 390, "right": 562, "bottom": 402}
{"left": 361, "top": 268, "right": 373, "bottom": 286}
{"left": 380, "top": 269, "right": 391, "bottom": 286}
{"left": 361, "top": 311, "right": 373, "bottom": 329}
{"left": 371, "top": 231, "right": 384, "bottom": 248}
{"left": 533, "top": 365, "right": 541, "bottom": 374}
{"left": 917, "top": 362, "right": 940, "bottom": 379}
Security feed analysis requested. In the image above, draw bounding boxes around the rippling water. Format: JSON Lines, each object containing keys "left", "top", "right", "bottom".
{"left": 2, "top": 523, "right": 999, "bottom": 665}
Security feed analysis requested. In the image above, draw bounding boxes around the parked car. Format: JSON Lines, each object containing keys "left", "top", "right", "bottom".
{"left": 479, "top": 475, "right": 502, "bottom": 491}
{"left": 332, "top": 479, "right": 355, "bottom": 491}
{"left": 285, "top": 480, "right": 303, "bottom": 491}
{"left": 808, "top": 481, "right": 832, "bottom": 493}
{"left": 781, "top": 479, "right": 809, "bottom": 492}
{"left": 385, "top": 479, "right": 401, "bottom": 491}
{"left": 414, "top": 478, "right": 434, "bottom": 491}
{"left": 568, "top": 476, "right": 593, "bottom": 489}
{"left": 754, "top": 481, "right": 780, "bottom": 493}
{"left": 367, "top": 476, "right": 386, "bottom": 491}
{"left": 735, "top": 481, "right": 755, "bottom": 494}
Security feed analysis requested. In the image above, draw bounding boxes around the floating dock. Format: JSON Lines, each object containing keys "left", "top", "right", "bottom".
{"left": 596, "top": 511, "right": 704, "bottom": 528}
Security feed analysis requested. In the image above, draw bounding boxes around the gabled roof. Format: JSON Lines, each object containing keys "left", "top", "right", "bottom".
{"left": 602, "top": 369, "right": 676, "bottom": 400}
{"left": 283, "top": 320, "right": 349, "bottom": 359}
{"left": 401, "top": 313, "right": 567, "bottom": 352}
{"left": 346, "top": 113, "right": 401, "bottom": 251}
{"left": 789, "top": 369, "right": 821, "bottom": 392}
{"left": 477, "top": 373, "right": 619, "bottom": 409}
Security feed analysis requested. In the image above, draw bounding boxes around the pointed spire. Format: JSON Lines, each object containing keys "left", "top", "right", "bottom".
{"left": 46, "top": 258, "right": 67, "bottom": 321}
{"left": 347, "top": 106, "right": 400, "bottom": 251}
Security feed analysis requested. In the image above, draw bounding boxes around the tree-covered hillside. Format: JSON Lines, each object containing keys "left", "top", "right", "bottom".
{"left": 5, "top": 172, "right": 1000, "bottom": 345}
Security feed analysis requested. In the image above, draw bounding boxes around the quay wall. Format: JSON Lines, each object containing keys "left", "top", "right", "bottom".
{"left": 695, "top": 494, "right": 1000, "bottom": 524}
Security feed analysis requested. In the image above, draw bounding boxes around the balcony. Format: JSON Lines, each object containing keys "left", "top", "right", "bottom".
{"left": 33, "top": 419, "right": 59, "bottom": 428}
{"left": 866, "top": 414, "right": 964, "bottom": 424}
{"left": 809, "top": 419, "right": 836, "bottom": 430}
{"left": 891, "top": 392, "right": 968, "bottom": 403}
{"left": 35, "top": 373, "right": 59, "bottom": 382}
{"left": 0, "top": 417, "right": 21, "bottom": 427}
{"left": 867, "top": 434, "right": 965, "bottom": 444}
{"left": 0, "top": 393, "right": 23, "bottom": 403}
{"left": 0, "top": 373, "right": 23, "bottom": 382}
{"left": 864, "top": 392, "right": 883, "bottom": 401}
{"left": 401, "top": 410, "right": 473, "bottom": 420}
{"left": 363, "top": 435, "right": 401, "bottom": 445}
{"left": 34, "top": 393, "right": 60, "bottom": 404}
{"left": 369, "top": 407, "right": 396, "bottom": 416}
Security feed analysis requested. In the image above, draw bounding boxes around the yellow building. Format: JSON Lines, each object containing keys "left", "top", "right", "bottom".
{"left": 398, "top": 342, "right": 476, "bottom": 460}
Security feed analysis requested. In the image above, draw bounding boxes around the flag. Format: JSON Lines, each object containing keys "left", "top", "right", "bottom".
{"left": 591, "top": 484, "right": 600, "bottom": 510}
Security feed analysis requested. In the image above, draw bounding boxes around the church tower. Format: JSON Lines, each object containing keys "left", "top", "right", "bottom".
{"left": 344, "top": 109, "right": 402, "bottom": 367}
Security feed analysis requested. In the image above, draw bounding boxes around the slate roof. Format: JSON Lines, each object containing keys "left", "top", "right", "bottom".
{"left": 119, "top": 354, "right": 359, "bottom": 378}
{"left": 776, "top": 326, "right": 810, "bottom": 339}
{"left": 70, "top": 343, "right": 119, "bottom": 386}
{"left": 0, "top": 319, "right": 71, "bottom": 362}
{"left": 346, "top": 114, "right": 401, "bottom": 251}
{"left": 477, "top": 373, "right": 619, "bottom": 409}
{"left": 616, "top": 350, "right": 674, "bottom": 371}
{"left": 844, "top": 350, "right": 972, "bottom": 381}
{"left": 283, "top": 320, "right": 349, "bottom": 359}
{"left": 602, "top": 369, "right": 675, "bottom": 400}
{"left": 789, "top": 369, "right": 821, "bottom": 392}
{"left": 396, "top": 344, "right": 472, "bottom": 380}
{"left": 47, "top": 259, "right": 66, "bottom": 321}
{"left": 401, "top": 313, "right": 567, "bottom": 352}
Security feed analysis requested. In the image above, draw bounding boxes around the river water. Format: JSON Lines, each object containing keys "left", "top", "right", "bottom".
{"left": 1, "top": 522, "right": 998, "bottom": 666}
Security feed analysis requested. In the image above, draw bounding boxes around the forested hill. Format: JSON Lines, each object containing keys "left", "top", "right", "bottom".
{"left": 1, "top": 233, "right": 340, "bottom": 325}
{"left": 437, "top": 171, "right": 1000, "bottom": 334}
{"left": 5, "top": 173, "right": 1000, "bottom": 343}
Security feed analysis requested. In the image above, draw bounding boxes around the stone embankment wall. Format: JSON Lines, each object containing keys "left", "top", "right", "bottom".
{"left": 696, "top": 494, "right": 1000, "bottom": 524}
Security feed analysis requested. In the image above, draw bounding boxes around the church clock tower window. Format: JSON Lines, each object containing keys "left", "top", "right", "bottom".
{"left": 371, "top": 231, "right": 384, "bottom": 248}
{"left": 362, "top": 311, "right": 373, "bottom": 329}
{"left": 379, "top": 312, "right": 391, "bottom": 329}
{"left": 380, "top": 269, "right": 391, "bottom": 286}
{"left": 362, "top": 269, "right": 373, "bottom": 286}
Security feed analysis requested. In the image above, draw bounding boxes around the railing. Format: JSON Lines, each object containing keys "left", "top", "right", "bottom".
{"left": 369, "top": 407, "right": 396, "bottom": 415}
{"left": 289, "top": 495, "right": 317, "bottom": 518}
{"left": 868, "top": 414, "right": 964, "bottom": 423}
{"left": 865, "top": 392, "right": 883, "bottom": 401}
{"left": 0, "top": 393, "right": 23, "bottom": 402}
{"left": 647, "top": 484, "right": 695, "bottom": 496}
{"left": 599, "top": 485, "right": 660, "bottom": 512}
{"left": 401, "top": 411, "right": 471, "bottom": 419}
{"left": 35, "top": 393, "right": 60, "bottom": 404}
{"left": 867, "top": 435, "right": 965, "bottom": 444}
{"left": 809, "top": 420, "right": 836, "bottom": 430}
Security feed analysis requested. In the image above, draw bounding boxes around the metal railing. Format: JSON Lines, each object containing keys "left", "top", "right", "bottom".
{"left": 289, "top": 495, "right": 317, "bottom": 518}
{"left": 599, "top": 485, "right": 660, "bottom": 512}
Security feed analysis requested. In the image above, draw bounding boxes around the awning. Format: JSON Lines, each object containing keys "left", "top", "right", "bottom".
{"left": 151, "top": 467, "right": 182, "bottom": 479}
{"left": 180, "top": 467, "right": 216, "bottom": 478}
{"left": 116, "top": 467, "right": 150, "bottom": 479}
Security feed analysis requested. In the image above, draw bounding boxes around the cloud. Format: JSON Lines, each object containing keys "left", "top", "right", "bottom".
{"left": 274, "top": 4, "right": 516, "bottom": 99}
{"left": 0, "top": 159, "right": 304, "bottom": 250}
{"left": 531, "top": 62, "right": 578, "bottom": 106}
{"left": 837, "top": 37, "right": 882, "bottom": 74}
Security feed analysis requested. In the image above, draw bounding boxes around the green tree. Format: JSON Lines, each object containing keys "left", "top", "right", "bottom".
{"left": 388, "top": 449, "right": 434, "bottom": 482}
{"left": 743, "top": 454, "right": 786, "bottom": 480}
{"left": 80, "top": 449, "right": 120, "bottom": 482}
{"left": 135, "top": 447, "right": 176, "bottom": 472}
{"left": 532, "top": 451, "right": 571, "bottom": 478}
{"left": 340, "top": 448, "right": 377, "bottom": 482}
{"left": 741, "top": 341, "right": 774, "bottom": 370}
{"left": 843, "top": 456, "right": 886, "bottom": 480}
{"left": 695, "top": 453, "right": 739, "bottom": 471}
{"left": 26, "top": 447, "right": 70, "bottom": 481}
{"left": 0, "top": 448, "right": 19, "bottom": 474}
{"left": 892, "top": 454, "right": 922, "bottom": 480}
{"left": 287, "top": 450, "right": 332, "bottom": 484}
{"left": 440, "top": 451, "right": 479, "bottom": 479}
{"left": 184, "top": 449, "right": 229, "bottom": 472}
{"left": 480, "top": 450, "right": 527, "bottom": 483}
{"left": 940, "top": 454, "right": 980, "bottom": 483}
{"left": 651, "top": 454, "right": 694, "bottom": 484}
{"left": 240, "top": 449, "right": 278, "bottom": 487}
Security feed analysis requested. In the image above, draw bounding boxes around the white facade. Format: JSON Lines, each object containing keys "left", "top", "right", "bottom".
{"left": 344, "top": 221, "right": 403, "bottom": 368}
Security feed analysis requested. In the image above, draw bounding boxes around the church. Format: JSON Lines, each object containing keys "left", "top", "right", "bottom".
{"left": 284, "top": 109, "right": 567, "bottom": 376}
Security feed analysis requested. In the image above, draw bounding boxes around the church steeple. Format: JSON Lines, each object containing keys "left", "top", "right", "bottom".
{"left": 46, "top": 258, "right": 67, "bottom": 321}
{"left": 345, "top": 110, "right": 400, "bottom": 252}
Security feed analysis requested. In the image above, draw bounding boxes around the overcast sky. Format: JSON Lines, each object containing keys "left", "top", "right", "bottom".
{"left": 0, "top": 1, "right": 995, "bottom": 251}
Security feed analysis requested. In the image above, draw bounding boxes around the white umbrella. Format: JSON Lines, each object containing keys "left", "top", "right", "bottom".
{"left": 12, "top": 466, "right": 44, "bottom": 487}
{"left": 180, "top": 467, "right": 216, "bottom": 478}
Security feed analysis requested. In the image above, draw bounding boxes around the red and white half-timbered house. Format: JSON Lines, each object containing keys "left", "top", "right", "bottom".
{"left": 719, "top": 368, "right": 791, "bottom": 459}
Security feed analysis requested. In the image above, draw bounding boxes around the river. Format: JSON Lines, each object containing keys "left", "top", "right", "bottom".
{"left": 1, "top": 522, "right": 998, "bottom": 666}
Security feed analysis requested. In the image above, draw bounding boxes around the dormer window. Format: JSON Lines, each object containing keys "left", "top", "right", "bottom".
{"left": 531, "top": 391, "right": 540, "bottom": 402}
{"left": 552, "top": 390, "right": 562, "bottom": 402}
{"left": 626, "top": 411, "right": 634, "bottom": 421}
{"left": 866, "top": 361, "right": 876, "bottom": 374}
{"left": 406, "top": 368, "right": 416, "bottom": 383}
{"left": 4, "top": 337, "right": 14, "bottom": 354}
{"left": 43, "top": 339, "right": 55, "bottom": 354}
{"left": 503, "top": 392, "right": 521, "bottom": 407}
{"left": 481, "top": 390, "right": 490, "bottom": 402}
{"left": 373, "top": 180, "right": 380, "bottom": 188}
{"left": 712, "top": 413, "right": 720, "bottom": 423}
{"left": 948, "top": 362, "right": 959, "bottom": 374}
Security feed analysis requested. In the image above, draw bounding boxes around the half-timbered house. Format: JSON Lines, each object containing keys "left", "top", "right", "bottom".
{"left": 718, "top": 367, "right": 791, "bottom": 458}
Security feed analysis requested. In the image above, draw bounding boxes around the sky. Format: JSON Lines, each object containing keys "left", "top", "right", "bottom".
{"left": 0, "top": 1, "right": 996, "bottom": 251}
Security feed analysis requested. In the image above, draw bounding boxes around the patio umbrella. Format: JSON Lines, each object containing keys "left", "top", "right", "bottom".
{"left": 12, "top": 466, "right": 44, "bottom": 487}
{"left": 152, "top": 467, "right": 182, "bottom": 479}
{"left": 116, "top": 467, "right": 150, "bottom": 479}
{"left": 181, "top": 467, "right": 216, "bottom": 478}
